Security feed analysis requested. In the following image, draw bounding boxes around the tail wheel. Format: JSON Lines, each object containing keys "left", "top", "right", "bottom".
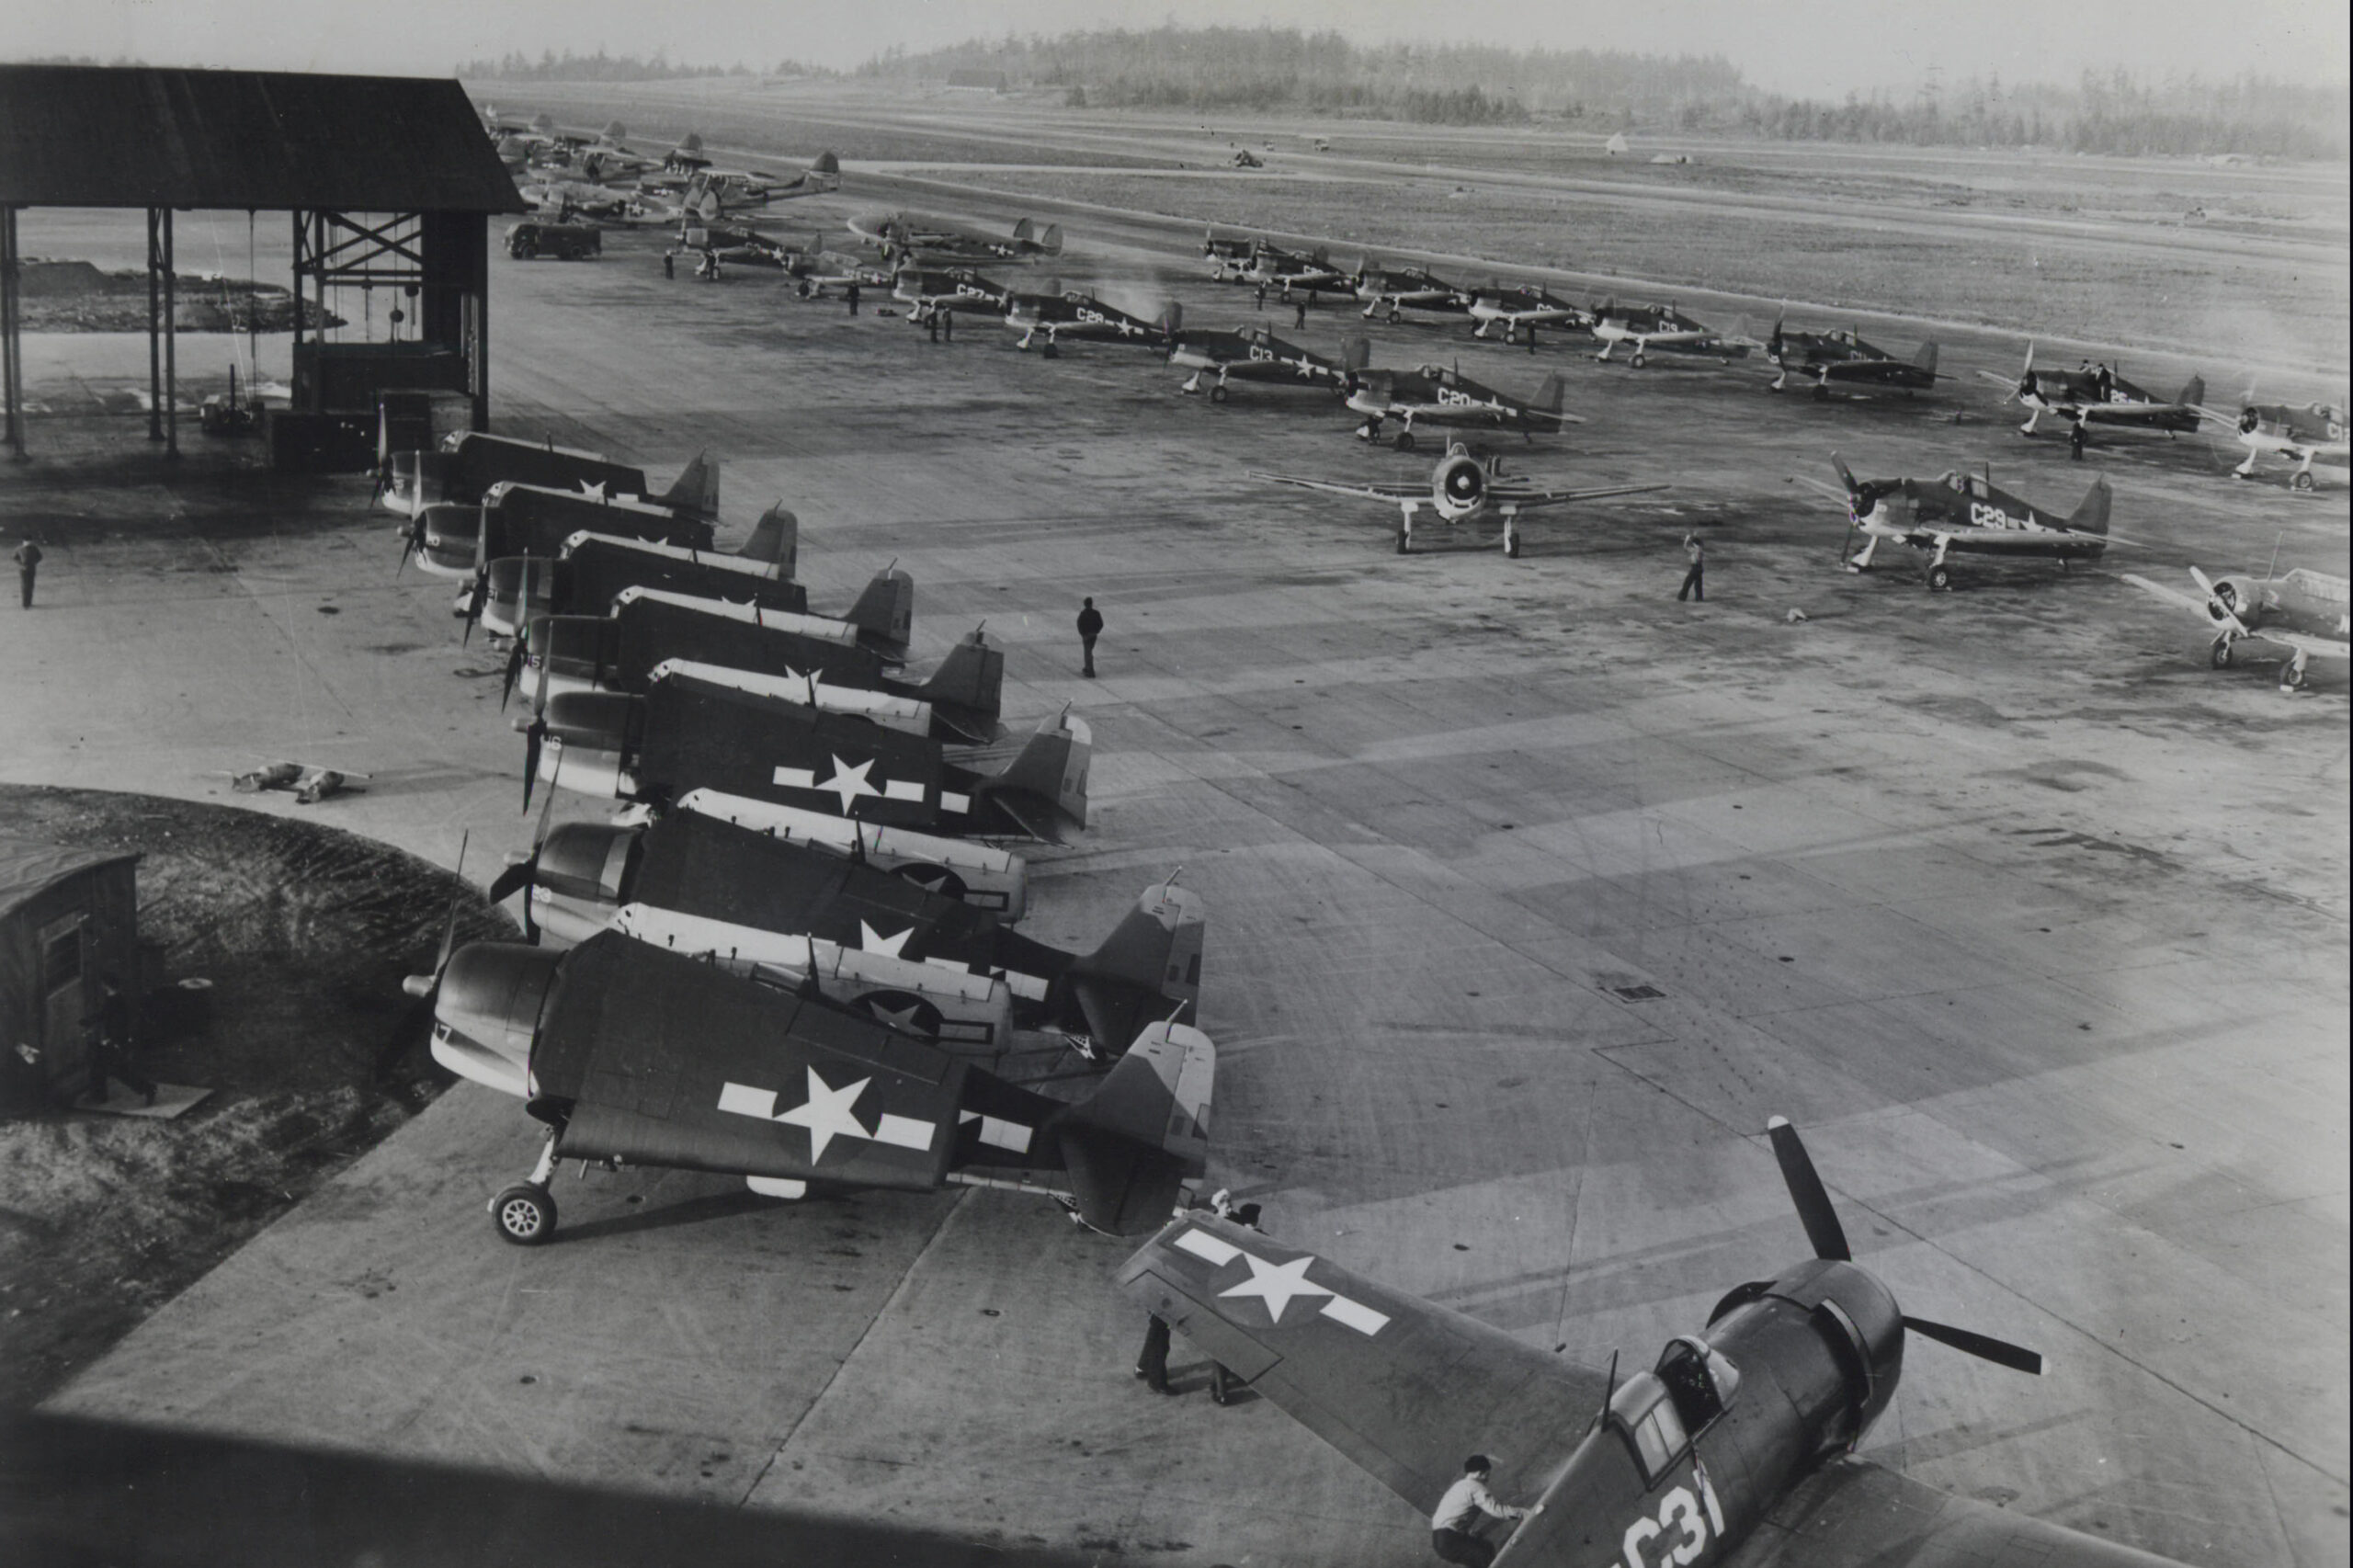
{"left": 1927, "top": 564, "right": 1952, "bottom": 593}
{"left": 492, "top": 1184, "right": 556, "bottom": 1245}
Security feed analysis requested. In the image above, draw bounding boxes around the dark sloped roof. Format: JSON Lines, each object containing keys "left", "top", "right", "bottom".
{"left": 0, "top": 841, "right": 139, "bottom": 925}
{"left": 0, "top": 65, "right": 524, "bottom": 211}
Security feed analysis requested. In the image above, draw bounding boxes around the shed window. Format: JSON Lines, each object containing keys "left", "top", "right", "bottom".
{"left": 41, "top": 924, "right": 83, "bottom": 992}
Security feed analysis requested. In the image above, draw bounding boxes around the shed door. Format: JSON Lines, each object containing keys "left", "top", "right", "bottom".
{"left": 39, "top": 915, "right": 89, "bottom": 1080}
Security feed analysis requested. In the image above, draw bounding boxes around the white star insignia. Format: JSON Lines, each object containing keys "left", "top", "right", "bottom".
{"left": 858, "top": 921, "right": 915, "bottom": 958}
{"left": 815, "top": 755, "right": 881, "bottom": 812}
{"left": 773, "top": 1067, "right": 872, "bottom": 1162}
{"left": 1218, "top": 1252, "right": 1335, "bottom": 1324}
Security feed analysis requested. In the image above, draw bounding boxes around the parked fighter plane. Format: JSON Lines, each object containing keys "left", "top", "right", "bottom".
{"left": 1465, "top": 284, "right": 1589, "bottom": 343}
{"left": 407, "top": 930, "right": 1211, "bottom": 1243}
{"left": 1766, "top": 321, "right": 1939, "bottom": 397}
{"left": 1115, "top": 1117, "right": 2196, "bottom": 1568}
{"left": 1355, "top": 263, "right": 1475, "bottom": 324}
{"left": 1251, "top": 443, "right": 1666, "bottom": 556}
{"left": 489, "top": 806, "right": 1202, "bottom": 1051}
{"left": 382, "top": 430, "right": 649, "bottom": 519}
{"left": 521, "top": 672, "right": 1084, "bottom": 840}
{"left": 404, "top": 453, "right": 721, "bottom": 582}
{"left": 680, "top": 789, "right": 1029, "bottom": 915}
{"left": 2123, "top": 565, "right": 2349, "bottom": 690}
{"left": 642, "top": 142, "right": 838, "bottom": 205}
{"left": 1217, "top": 239, "right": 1355, "bottom": 300}
{"left": 1166, "top": 328, "right": 1370, "bottom": 402}
{"left": 476, "top": 517, "right": 801, "bottom": 643}
{"left": 1006, "top": 292, "right": 1179, "bottom": 356}
{"left": 893, "top": 267, "right": 1017, "bottom": 324}
{"left": 1795, "top": 455, "right": 2120, "bottom": 591}
{"left": 1346, "top": 364, "right": 1582, "bottom": 449}
{"left": 1979, "top": 346, "right": 2203, "bottom": 439}
{"left": 848, "top": 211, "right": 1063, "bottom": 266}
{"left": 1591, "top": 301, "right": 1752, "bottom": 366}
{"left": 2200, "top": 397, "right": 2347, "bottom": 489}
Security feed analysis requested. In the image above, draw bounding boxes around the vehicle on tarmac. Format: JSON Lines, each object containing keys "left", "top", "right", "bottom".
{"left": 2123, "top": 565, "right": 2349, "bottom": 690}
{"left": 1590, "top": 300, "right": 1752, "bottom": 366}
{"left": 1979, "top": 345, "right": 2204, "bottom": 440}
{"left": 405, "top": 929, "right": 1213, "bottom": 1244}
{"left": 1355, "top": 262, "right": 1476, "bottom": 324}
{"left": 1166, "top": 327, "right": 1370, "bottom": 402}
{"left": 1795, "top": 455, "right": 2122, "bottom": 591}
{"left": 1006, "top": 291, "right": 1180, "bottom": 356}
{"left": 1465, "top": 284, "right": 1590, "bottom": 342}
{"left": 2198, "top": 397, "right": 2347, "bottom": 490}
{"left": 1115, "top": 1117, "right": 2198, "bottom": 1568}
{"left": 505, "top": 221, "right": 600, "bottom": 260}
{"left": 1765, "top": 320, "right": 1939, "bottom": 397}
{"left": 1251, "top": 442, "right": 1665, "bottom": 556}
{"left": 848, "top": 210, "right": 1063, "bottom": 266}
{"left": 1345, "top": 362, "right": 1583, "bottom": 449}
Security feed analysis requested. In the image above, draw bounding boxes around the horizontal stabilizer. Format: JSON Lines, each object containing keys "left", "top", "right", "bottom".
{"left": 1057, "top": 1021, "right": 1216, "bottom": 1233}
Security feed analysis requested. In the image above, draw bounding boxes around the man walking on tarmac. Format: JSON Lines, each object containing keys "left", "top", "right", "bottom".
{"left": 1429, "top": 1455, "right": 1542, "bottom": 1567}
{"left": 13, "top": 537, "right": 41, "bottom": 608}
{"left": 1076, "top": 597, "right": 1104, "bottom": 677}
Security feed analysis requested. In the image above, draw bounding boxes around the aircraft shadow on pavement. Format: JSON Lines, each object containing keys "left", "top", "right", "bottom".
{"left": 546, "top": 1184, "right": 802, "bottom": 1244}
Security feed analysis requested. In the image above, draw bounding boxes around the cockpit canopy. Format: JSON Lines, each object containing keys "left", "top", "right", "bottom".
{"left": 1606, "top": 1337, "right": 1744, "bottom": 1486}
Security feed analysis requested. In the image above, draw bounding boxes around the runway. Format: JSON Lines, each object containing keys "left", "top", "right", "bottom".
{"left": 6, "top": 136, "right": 2347, "bottom": 1565}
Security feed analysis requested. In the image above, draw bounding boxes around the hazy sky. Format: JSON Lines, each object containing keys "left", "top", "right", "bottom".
{"left": 5, "top": 0, "right": 2347, "bottom": 96}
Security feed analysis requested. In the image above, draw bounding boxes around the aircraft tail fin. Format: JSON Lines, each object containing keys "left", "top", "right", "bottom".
{"left": 1012, "top": 217, "right": 1036, "bottom": 244}
{"left": 655, "top": 449, "right": 721, "bottom": 520}
{"left": 1064, "top": 880, "right": 1206, "bottom": 1052}
{"left": 1040, "top": 223, "right": 1063, "bottom": 256}
{"left": 2067, "top": 477, "right": 2113, "bottom": 538}
{"left": 1340, "top": 335, "right": 1371, "bottom": 372}
{"left": 1158, "top": 301, "right": 1182, "bottom": 334}
{"left": 1914, "top": 340, "right": 1939, "bottom": 374}
{"left": 737, "top": 505, "right": 798, "bottom": 577}
{"left": 915, "top": 625, "right": 1004, "bottom": 743}
{"left": 1533, "top": 370, "right": 1567, "bottom": 416}
{"left": 846, "top": 566, "right": 915, "bottom": 662}
{"left": 1055, "top": 1020, "right": 1216, "bottom": 1233}
{"left": 811, "top": 150, "right": 840, "bottom": 179}
{"left": 2177, "top": 373, "right": 2205, "bottom": 410}
{"left": 976, "top": 709, "right": 1090, "bottom": 841}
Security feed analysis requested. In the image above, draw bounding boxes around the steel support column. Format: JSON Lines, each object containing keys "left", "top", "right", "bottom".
{"left": 161, "top": 207, "right": 177, "bottom": 459}
{"left": 2, "top": 204, "right": 24, "bottom": 461}
{"left": 146, "top": 208, "right": 163, "bottom": 441}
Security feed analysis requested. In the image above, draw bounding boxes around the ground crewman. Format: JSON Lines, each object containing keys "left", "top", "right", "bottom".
{"left": 1429, "top": 1454, "right": 1541, "bottom": 1567}
{"left": 14, "top": 537, "right": 41, "bottom": 608}
{"left": 1677, "top": 532, "right": 1705, "bottom": 602}
{"left": 1076, "top": 597, "right": 1104, "bottom": 677}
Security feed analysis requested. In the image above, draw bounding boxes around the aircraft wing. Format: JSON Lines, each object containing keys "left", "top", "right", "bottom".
{"left": 2261, "top": 628, "right": 2351, "bottom": 660}
{"left": 1729, "top": 1455, "right": 2182, "bottom": 1568}
{"left": 1115, "top": 1216, "right": 1608, "bottom": 1518}
{"left": 1490, "top": 482, "right": 1671, "bottom": 512}
{"left": 1248, "top": 471, "right": 1427, "bottom": 503}
{"left": 2078, "top": 402, "right": 2189, "bottom": 427}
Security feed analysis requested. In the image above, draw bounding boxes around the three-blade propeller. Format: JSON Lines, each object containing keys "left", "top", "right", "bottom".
{"left": 1767, "top": 1115, "right": 2044, "bottom": 1377}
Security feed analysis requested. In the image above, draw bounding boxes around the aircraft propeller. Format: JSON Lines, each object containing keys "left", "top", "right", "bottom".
{"left": 460, "top": 570, "right": 489, "bottom": 645}
{"left": 487, "top": 786, "right": 559, "bottom": 942}
{"left": 1766, "top": 1117, "right": 2044, "bottom": 1376}
{"left": 394, "top": 515, "right": 426, "bottom": 577}
{"left": 2188, "top": 566, "right": 2251, "bottom": 637}
{"left": 400, "top": 831, "right": 469, "bottom": 999}
{"left": 520, "top": 716, "right": 549, "bottom": 812}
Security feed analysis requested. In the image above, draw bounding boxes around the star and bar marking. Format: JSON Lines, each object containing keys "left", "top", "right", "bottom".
{"left": 1173, "top": 1227, "right": 1390, "bottom": 1335}
{"left": 773, "top": 754, "right": 930, "bottom": 812}
{"left": 718, "top": 1066, "right": 935, "bottom": 1162}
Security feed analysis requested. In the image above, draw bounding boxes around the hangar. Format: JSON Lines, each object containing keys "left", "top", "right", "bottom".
{"left": 0, "top": 842, "right": 141, "bottom": 1113}
{"left": 0, "top": 64, "right": 523, "bottom": 465}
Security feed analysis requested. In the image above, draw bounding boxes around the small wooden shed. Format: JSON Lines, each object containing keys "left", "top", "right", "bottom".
{"left": 0, "top": 843, "right": 142, "bottom": 1112}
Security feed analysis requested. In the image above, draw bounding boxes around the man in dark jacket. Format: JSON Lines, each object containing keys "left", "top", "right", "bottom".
{"left": 13, "top": 538, "right": 41, "bottom": 608}
{"left": 1076, "top": 597, "right": 1104, "bottom": 677}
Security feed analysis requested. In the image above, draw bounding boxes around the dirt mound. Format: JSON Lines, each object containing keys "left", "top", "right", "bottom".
{"left": 0, "top": 786, "right": 510, "bottom": 1406}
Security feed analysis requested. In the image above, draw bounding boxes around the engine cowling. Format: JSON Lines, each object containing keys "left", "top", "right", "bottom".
{"left": 1432, "top": 449, "right": 1487, "bottom": 521}
{"left": 432, "top": 941, "right": 563, "bottom": 1096}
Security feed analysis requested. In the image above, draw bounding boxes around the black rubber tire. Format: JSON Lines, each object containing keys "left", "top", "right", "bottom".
{"left": 2211, "top": 641, "right": 2234, "bottom": 669}
{"left": 1505, "top": 533, "right": 1520, "bottom": 559}
{"left": 1927, "top": 564, "right": 1952, "bottom": 592}
{"left": 1631, "top": 352, "right": 1647, "bottom": 369}
{"left": 1041, "top": 342, "right": 1058, "bottom": 358}
{"left": 514, "top": 239, "right": 538, "bottom": 260}
{"left": 1395, "top": 529, "right": 1410, "bottom": 555}
{"left": 493, "top": 1184, "right": 556, "bottom": 1245}
{"left": 1209, "top": 383, "right": 1228, "bottom": 403}
{"left": 2292, "top": 471, "right": 2315, "bottom": 492}
{"left": 1812, "top": 383, "right": 1829, "bottom": 401}
{"left": 1396, "top": 430, "right": 1415, "bottom": 452}
{"left": 2280, "top": 661, "right": 2306, "bottom": 691}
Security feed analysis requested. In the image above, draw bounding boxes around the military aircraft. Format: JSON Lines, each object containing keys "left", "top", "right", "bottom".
{"left": 1166, "top": 327, "right": 1370, "bottom": 402}
{"left": 476, "top": 516, "right": 801, "bottom": 643}
{"left": 2123, "top": 565, "right": 2349, "bottom": 690}
{"left": 1251, "top": 442, "right": 1667, "bottom": 556}
{"left": 1006, "top": 291, "right": 1179, "bottom": 356}
{"left": 488, "top": 805, "right": 1202, "bottom": 1051}
{"left": 678, "top": 789, "right": 1030, "bottom": 915}
{"left": 1355, "top": 263, "right": 1475, "bottom": 324}
{"left": 521, "top": 671, "right": 1086, "bottom": 841}
{"left": 1466, "top": 285, "right": 1590, "bottom": 343}
{"left": 2199, "top": 397, "right": 2347, "bottom": 489}
{"left": 1345, "top": 363, "right": 1583, "bottom": 449}
{"left": 1218, "top": 239, "right": 1356, "bottom": 300}
{"left": 1115, "top": 1116, "right": 2203, "bottom": 1568}
{"left": 1201, "top": 229, "right": 1255, "bottom": 269}
{"left": 1591, "top": 301, "right": 1753, "bottom": 366}
{"left": 406, "top": 929, "right": 1212, "bottom": 1244}
{"left": 892, "top": 267, "right": 1017, "bottom": 324}
{"left": 641, "top": 141, "right": 838, "bottom": 206}
{"left": 404, "top": 453, "right": 721, "bottom": 582}
{"left": 1766, "top": 321, "right": 1939, "bottom": 397}
{"left": 381, "top": 429, "right": 650, "bottom": 519}
{"left": 847, "top": 211, "right": 1063, "bottom": 267}
{"left": 1978, "top": 346, "right": 2204, "bottom": 439}
{"left": 1794, "top": 455, "right": 2121, "bottom": 591}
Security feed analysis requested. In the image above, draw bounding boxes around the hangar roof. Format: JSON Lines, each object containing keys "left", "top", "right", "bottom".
{"left": 0, "top": 842, "right": 140, "bottom": 926}
{"left": 0, "top": 65, "right": 525, "bottom": 212}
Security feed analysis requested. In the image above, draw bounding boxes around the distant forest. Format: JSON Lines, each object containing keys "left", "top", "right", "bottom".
{"left": 454, "top": 51, "right": 835, "bottom": 82}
